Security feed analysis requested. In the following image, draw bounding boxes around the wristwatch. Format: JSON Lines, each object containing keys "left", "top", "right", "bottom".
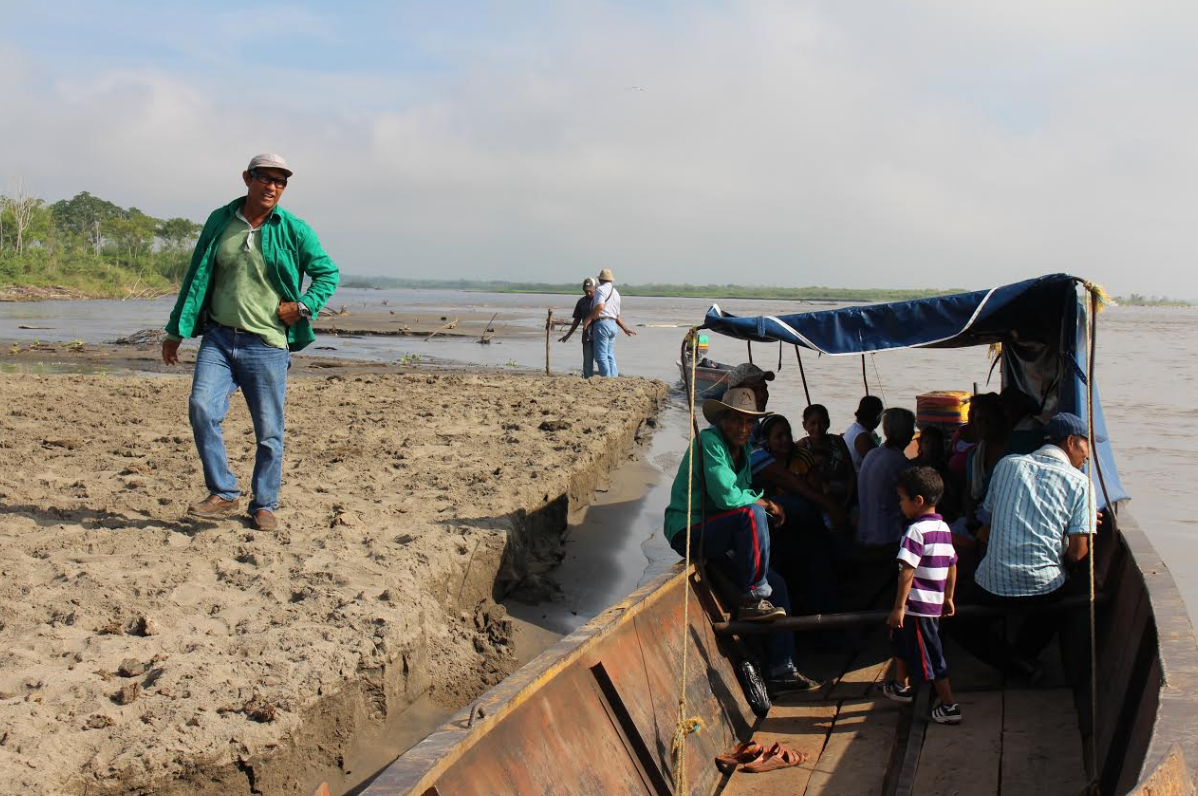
{"left": 298, "top": 302, "right": 311, "bottom": 319}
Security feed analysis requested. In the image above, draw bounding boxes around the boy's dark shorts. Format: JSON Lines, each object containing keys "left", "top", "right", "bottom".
{"left": 890, "top": 616, "right": 949, "bottom": 682}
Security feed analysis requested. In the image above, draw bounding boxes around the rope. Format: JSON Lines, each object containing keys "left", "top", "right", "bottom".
{"left": 794, "top": 345, "right": 812, "bottom": 406}
{"left": 870, "top": 353, "right": 887, "bottom": 405}
{"left": 673, "top": 328, "right": 705, "bottom": 793}
{"left": 1084, "top": 286, "right": 1101, "bottom": 793}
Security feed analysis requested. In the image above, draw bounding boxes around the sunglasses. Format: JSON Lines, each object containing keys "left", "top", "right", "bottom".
{"left": 250, "top": 170, "right": 289, "bottom": 189}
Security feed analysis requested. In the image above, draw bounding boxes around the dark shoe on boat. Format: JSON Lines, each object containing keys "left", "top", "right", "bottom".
{"left": 931, "top": 701, "right": 963, "bottom": 724}
{"left": 739, "top": 598, "right": 786, "bottom": 622}
{"left": 881, "top": 680, "right": 914, "bottom": 704}
{"left": 766, "top": 669, "right": 823, "bottom": 696}
{"left": 189, "top": 495, "right": 240, "bottom": 517}
{"left": 251, "top": 509, "right": 278, "bottom": 532}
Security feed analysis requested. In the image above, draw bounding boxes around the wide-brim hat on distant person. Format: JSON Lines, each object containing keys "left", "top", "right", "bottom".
{"left": 247, "top": 153, "right": 293, "bottom": 177}
{"left": 1044, "top": 411, "right": 1107, "bottom": 443}
{"left": 597, "top": 268, "right": 614, "bottom": 282}
{"left": 702, "top": 387, "right": 772, "bottom": 425}
{"left": 724, "top": 363, "right": 776, "bottom": 391}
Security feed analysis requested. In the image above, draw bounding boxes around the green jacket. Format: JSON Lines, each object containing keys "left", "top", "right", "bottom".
{"left": 165, "top": 197, "right": 339, "bottom": 351}
{"left": 664, "top": 427, "right": 762, "bottom": 541}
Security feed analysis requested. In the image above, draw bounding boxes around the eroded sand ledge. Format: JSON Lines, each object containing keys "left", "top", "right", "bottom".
{"left": 0, "top": 373, "right": 666, "bottom": 795}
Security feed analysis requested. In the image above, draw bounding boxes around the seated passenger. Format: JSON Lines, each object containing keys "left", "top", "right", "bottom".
{"left": 962, "top": 393, "right": 1007, "bottom": 532}
{"left": 1001, "top": 386, "right": 1046, "bottom": 455}
{"left": 953, "top": 412, "right": 1100, "bottom": 679}
{"left": 750, "top": 414, "right": 844, "bottom": 616}
{"left": 663, "top": 387, "right": 787, "bottom": 622}
{"left": 662, "top": 387, "right": 820, "bottom": 693}
{"left": 796, "top": 404, "right": 857, "bottom": 509}
{"left": 845, "top": 395, "right": 884, "bottom": 473}
{"left": 915, "top": 425, "right": 959, "bottom": 524}
{"left": 857, "top": 408, "right": 916, "bottom": 548}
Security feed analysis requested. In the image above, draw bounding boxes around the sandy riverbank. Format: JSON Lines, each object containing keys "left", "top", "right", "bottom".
{"left": 0, "top": 372, "right": 666, "bottom": 796}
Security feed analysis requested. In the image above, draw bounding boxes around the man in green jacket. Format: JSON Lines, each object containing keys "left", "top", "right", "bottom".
{"left": 162, "top": 153, "right": 339, "bottom": 531}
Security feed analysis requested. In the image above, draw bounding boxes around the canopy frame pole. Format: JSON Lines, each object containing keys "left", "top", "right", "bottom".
{"left": 861, "top": 354, "right": 869, "bottom": 395}
{"left": 746, "top": 340, "right": 753, "bottom": 364}
{"left": 794, "top": 345, "right": 812, "bottom": 406}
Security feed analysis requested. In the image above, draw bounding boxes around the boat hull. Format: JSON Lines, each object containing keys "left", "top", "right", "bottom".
{"left": 356, "top": 510, "right": 1198, "bottom": 796}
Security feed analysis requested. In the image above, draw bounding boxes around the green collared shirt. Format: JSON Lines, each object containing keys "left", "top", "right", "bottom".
{"left": 663, "top": 427, "right": 762, "bottom": 541}
{"left": 208, "top": 210, "right": 288, "bottom": 349}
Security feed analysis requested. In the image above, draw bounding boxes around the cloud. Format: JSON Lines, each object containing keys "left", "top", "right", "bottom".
{"left": 1, "top": 2, "right": 1196, "bottom": 296}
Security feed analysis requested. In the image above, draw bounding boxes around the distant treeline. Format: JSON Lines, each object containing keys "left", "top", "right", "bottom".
{"left": 339, "top": 275, "right": 960, "bottom": 302}
{"left": 0, "top": 185, "right": 202, "bottom": 298}
{"left": 1115, "top": 293, "right": 1192, "bottom": 307}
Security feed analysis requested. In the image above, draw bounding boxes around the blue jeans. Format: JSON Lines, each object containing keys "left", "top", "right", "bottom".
{"left": 581, "top": 337, "right": 594, "bottom": 379}
{"left": 592, "top": 319, "right": 618, "bottom": 377}
{"left": 671, "top": 511, "right": 797, "bottom": 672}
{"left": 670, "top": 502, "right": 772, "bottom": 599}
{"left": 189, "top": 325, "right": 290, "bottom": 512}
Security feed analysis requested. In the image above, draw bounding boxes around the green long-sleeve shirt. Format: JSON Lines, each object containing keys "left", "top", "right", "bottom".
{"left": 664, "top": 427, "right": 762, "bottom": 541}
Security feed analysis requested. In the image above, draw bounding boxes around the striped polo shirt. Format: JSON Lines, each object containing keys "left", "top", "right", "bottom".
{"left": 896, "top": 514, "right": 958, "bottom": 617}
{"left": 975, "top": 444, "right": 1096, "bottom": 598}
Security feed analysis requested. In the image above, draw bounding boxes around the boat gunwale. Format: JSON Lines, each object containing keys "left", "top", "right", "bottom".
{"left": 359, "top": 563, "right": 692, "bottom": 795}
{"left": 1120, "top": 510, "right": 1198, "bottom": 792}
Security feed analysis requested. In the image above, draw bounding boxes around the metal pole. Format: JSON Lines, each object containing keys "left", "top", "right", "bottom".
{"left": 794, "top": 345, "right": 812, "bottom": 406}
{"left": 861, "top": 354, "right": 869, "bottom": 395}
{"left": 545, "top": 309, "right": 553, "bottom": 375}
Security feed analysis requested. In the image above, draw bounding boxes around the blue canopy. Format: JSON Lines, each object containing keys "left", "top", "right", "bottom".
{"left": 701, "top": 273, "right": 1127, "bottom": 505}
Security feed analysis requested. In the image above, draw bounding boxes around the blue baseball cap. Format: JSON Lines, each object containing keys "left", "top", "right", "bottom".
{"left": 1044, "top": 412, "right": 1107, "bottom": 443}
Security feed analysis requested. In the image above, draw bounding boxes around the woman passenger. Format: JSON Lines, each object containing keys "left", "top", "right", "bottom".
{"left": 796, "top": 404, "right": 856, "bottom": 509}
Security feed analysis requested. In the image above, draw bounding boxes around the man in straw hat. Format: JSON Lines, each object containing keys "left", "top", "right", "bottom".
{"left": 162, "top": 153, "right": 339, "bottom": 532}
{"left": 663, "top": 387, "right": 821, "bottom": 692}
{"left": 583, "top": 268, "right": 635, "bottom": 377}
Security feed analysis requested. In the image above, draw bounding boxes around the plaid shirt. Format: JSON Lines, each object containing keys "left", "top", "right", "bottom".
{"left": 976, "top": 444, "right": 1095, "bottom": 597}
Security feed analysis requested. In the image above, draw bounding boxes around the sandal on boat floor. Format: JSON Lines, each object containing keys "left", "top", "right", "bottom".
{"left": 715, "top": 739, "right": 763, "bottom": 773}
{"left": 740, "top": 741, "right": 809, "bottom": 773}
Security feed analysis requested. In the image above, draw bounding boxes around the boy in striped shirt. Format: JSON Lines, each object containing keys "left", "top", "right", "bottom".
{"left": 882, "top": 466, "right": 962, "bottom": 724}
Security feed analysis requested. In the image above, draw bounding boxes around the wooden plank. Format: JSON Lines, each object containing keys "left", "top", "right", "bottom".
{"left": 721, "top": 703, "right": 837, "bottom": 796}
{"left": 804, "top": 699, "right": 902, "bottom": 796}
{"left": 830, "top": 628, "right": 892, "bottom": 700}
{"left": 1001, "top": 689, "right": 1086, "bottom": 796}
{"left": 941, "top": 636, "right": 1003, "bottom": 692}
{"left": 911, "top": 691, "right": 1002, "bottom": 796}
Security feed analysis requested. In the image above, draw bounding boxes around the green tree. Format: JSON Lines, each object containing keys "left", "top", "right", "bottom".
{"left": 49, "top": 191, "right": 125, "bottom": 255}
{"left": 155, "top": 217, "right": 202, "bottom": 281}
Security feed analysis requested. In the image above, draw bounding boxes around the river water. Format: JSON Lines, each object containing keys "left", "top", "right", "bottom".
{"left": 2, "top": 289, "right": 1196, "bottom": 632}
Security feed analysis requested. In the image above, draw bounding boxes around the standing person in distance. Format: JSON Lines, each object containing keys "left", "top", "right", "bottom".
{"left": 584, "top": 268, "right": 635, "bottom": 377}
{"left": 558, "top": 277, "right": 597, "bottom": 378}
{"left": 161, "top": 153, "right": 339, "bottom": 531}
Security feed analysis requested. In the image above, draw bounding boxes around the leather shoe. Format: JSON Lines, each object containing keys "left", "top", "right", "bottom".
{"left": 189, "top": 495, "right": 240, "bottom": 517}
{"left": 251, "top": 509, "right": 278, "bottom": 532}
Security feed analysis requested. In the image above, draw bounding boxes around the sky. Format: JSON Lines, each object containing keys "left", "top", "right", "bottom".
{"left": 1, "top": 1, "right": 1196, "bottom": 296}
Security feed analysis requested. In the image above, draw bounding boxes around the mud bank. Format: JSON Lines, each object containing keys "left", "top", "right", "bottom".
{"left": 0, "top": 373, "right": 665, "bottom": 795}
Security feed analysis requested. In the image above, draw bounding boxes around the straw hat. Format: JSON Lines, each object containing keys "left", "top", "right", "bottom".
{"left": 702, "top": 387, "right": 771, "bottom": 425}
{"left": 597, "top": 268, "right": 614, "bottom": 282}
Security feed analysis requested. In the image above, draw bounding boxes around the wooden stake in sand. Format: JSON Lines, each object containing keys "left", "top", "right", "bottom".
{"left": 545, "top": 309, "right": 553, "bottom": 374}
{"left": 425, "top": 317, "right": 459, "bottom": 341}
{"left": 478, "top": 313, "right": 499, "bottom": 344}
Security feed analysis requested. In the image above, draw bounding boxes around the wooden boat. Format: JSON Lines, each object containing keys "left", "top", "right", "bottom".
{"left": 350, "top": 276, "right": 1198, "bottom": 795}
{"left": 677, "top": 349, "right": 733, "bottom": 398}
{"left": 356, "top": 507, "right": 1196, "bottom": 795}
